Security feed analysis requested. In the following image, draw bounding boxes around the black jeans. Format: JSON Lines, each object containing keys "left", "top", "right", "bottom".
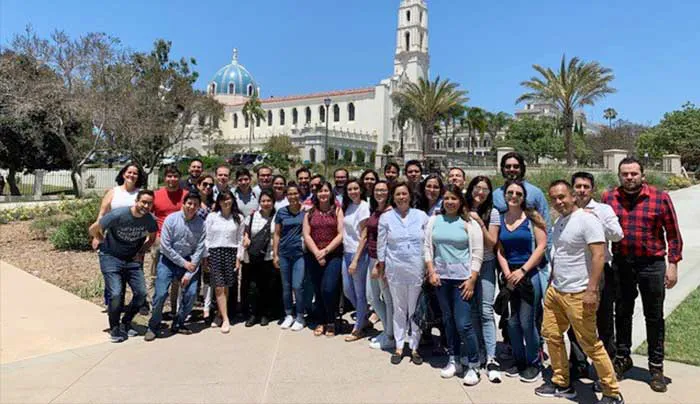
{"left": 244, "top": 258, "right": 276, "bottom": 318}
{"left": 614, "top": 256, "right": 666, "bottom": 368}
{"left": 568, "top": 263, "right": 617, "bottom": 369}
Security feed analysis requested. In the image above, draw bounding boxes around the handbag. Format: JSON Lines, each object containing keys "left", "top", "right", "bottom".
{"left": 411, "top": 285, "right": 436, "bottom": 330}
{"left": 247, "top": 214, "right": 273, "bottom": 259}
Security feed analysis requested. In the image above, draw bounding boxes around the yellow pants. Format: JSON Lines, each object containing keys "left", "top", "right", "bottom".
{"left": 542, "top": 287, "right": 620, "bottom": 397}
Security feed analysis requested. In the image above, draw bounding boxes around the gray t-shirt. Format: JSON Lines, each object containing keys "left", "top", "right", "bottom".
{"left": 550, "top": 209, "right": 605, "bottom": 293}
{"left": 99, "top": 207, "right": 158, "bottom": 260}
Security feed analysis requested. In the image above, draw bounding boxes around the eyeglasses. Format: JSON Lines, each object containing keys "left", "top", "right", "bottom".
{"left": 473, "top": 186, "right": 490, "bottom": 194}
{"left": 504, "top": 164, "right": 520, "bottom": 170}
{"left": 506, "top": 190, "right": 524, "bottom": 198}
{"left": 375, "top": 189, "right": 388, "bottom": 194}
{"left": 202, "top": 183, "right": 215, "bottom": 188}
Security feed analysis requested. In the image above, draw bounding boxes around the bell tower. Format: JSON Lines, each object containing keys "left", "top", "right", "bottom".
{"left": 393, "top": 0, "right": 429, "bottom": 83}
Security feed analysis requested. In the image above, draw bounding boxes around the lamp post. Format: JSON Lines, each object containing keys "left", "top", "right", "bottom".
{"left": 324, "top": 97, "right": 331, "bottom": 177}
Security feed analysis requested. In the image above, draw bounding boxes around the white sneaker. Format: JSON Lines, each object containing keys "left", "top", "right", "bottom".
{"left": 440, "top": 357, "right": 463, "bottom": 378}
{"left": 463, "top": 367, "right": 481, "bottom": 386}
{"left": 280, "top": 315, "right": 294, "bottom": 329}
{"left": 369, "top": 333, "right": 385, "bottom": 349}
{"left": 290, "top": 320, "right": 305, "bottom": 331}
{"left": 486, "top": 359, "right": 502, "bottom": 383}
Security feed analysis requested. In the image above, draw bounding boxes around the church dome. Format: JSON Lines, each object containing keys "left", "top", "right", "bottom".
{"left": 209, "top": 49, "right": 258, "bottom": 97}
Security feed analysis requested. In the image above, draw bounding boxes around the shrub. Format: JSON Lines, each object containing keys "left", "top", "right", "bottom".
{"left": 667, "top": 175, "right": 693, "bottom": 190}
{"left": 50, "top": 199, "right": 100, "bottom": 251}
{"left": 71, "top": 275, "right": 105, "bottom": 300}
{"left": 30, "top": 215, "right": 65, "bottom": 240}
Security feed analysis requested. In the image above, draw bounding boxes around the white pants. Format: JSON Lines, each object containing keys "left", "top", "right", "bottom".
{"left": 388, "top": 282, "right": 422, "bottom": 351}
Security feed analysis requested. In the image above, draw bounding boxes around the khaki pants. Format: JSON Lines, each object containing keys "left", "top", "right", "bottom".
{"left": 542, "top": 287, "right": 620, "bottom": 397}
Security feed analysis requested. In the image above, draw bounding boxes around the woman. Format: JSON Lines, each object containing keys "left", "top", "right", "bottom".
{"left": 420, "top": 173, "right": 444, "bottom": 216}
{"left": 273, "top": 182, "right": 306, "bottom": 331}
{"left": 360, "top": 181, "right": 395, "bottom": 350}
{"left": 341, "top": 179, "right": 371, "bottom": 341}
{"left": 243, "top": 189, "right": 277, "bottom": 327}
{"left": 205, "top": 188, "right": 245, "bottom": 334}
{"left": 303, "top": 181, "right": 344, "bottom": 337}
{"left": 272, "top": 175, "right": 289, "bottom": 210}
{"left": 360, "top": 169, "right": 379, "bottom": 200}
{"left": 465, "top": 176, "right": 502, "bottom": 383}
{"left": 377, "top": 182, "right": 429, "bottom": 365}
{"left": 425, "top": 185, "right": 484, "bottom": 384}
{"left": 496, "top": 180, "right": 547, "bottom": 383}
{"left": 196, "top": 175, "right": 216, "bottom": 319}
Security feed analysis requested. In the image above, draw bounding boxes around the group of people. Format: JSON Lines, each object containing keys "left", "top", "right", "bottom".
{"left": 88, "top": 152, "right": 684, "bottom": 404}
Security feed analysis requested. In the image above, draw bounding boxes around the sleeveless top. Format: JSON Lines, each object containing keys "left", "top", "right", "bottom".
{"left": 498, "top": 214, "right": 534, "bottom": 267}
{"left": 365, "top": 210, "right": 382, "bottom": 259}
{"left": 111, "top": 186, "right": 139, "bottom": 210}
{"left": 308, "top": 207, "right": 342, "bottom": 257}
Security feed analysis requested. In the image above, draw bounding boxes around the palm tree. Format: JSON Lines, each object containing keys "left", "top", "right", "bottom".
{"left": 603, "top": 107, "right": 618, "bottom": 128}
{"left": 393, "top": 76, "right": 468, "bottom": 159}
{"left": 485, "top": 111, "right": 511, "bottom": 146}
{"left": 392, "top": 94, "right": 415, "bottom": 158}
{"left": 242, "top": 93, "right": 266, "bottom": 151}
{"left": 463, "top": 107, "right": 487, "bottom": 154}
{"left": 517, "top": 55, "right": 616, "bottom": 165}
{"left": 442, "top": 104, "right": 466, "bottom": 153}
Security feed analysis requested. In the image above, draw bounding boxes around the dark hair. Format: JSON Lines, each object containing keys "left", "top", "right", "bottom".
{"left": 618, "top": 156, "right": 644, "bottom": 173}
{"left": 136, "top": 189, "right": 155, "bottom": 201}
{"left": 466, "top": 176, "right": 494, "bottom": 224}
{"left": 404, "top": 160, "right": 423, "bottom": 175}
{"left": 163, "top": 164, "right": 181, "bottom": 178}
{"left": 571, "top": 172, "right": 595, "bottom": 188}
{"left": 196, "top": 174, "right": 215, "bottom": 206}
{"left": 258, "top": 188, "right": 277, "bottom": 217}
{"left": 311, "top": 181, "right": 335, "bottom": 212}
{"left": 439, "top": 184, "right": 467, "bottom": 216}
{"left": 115, "top": 163, "right": 147, "bottom": 189}
{"left": 369, "top": 180, "right": 390, "bottom": 213}
{"left": 310, "top": 174, "right": 325, "bottom": 183}
{"left": 272, "top": 174, "right": 287, "bottom": 186}
{"left": 384, "top": 162, "right": 400, "bottom": 174}
{"left": 296, "top": 167, "right": 311, "bottom": 178}
{"left": 235, "top": 167, "right": 251, "bottom": 180}
{"left": 256, "top": 165, "right": 272, "bottom": 175}
{"left": 286, "top": 181, "right": 300, "bottom": 194}
{"left": 333, "top": 168, "right": 349, "bottom": 178}
{"left": 360, "top": 169, "right": 379, "bottom": 189}
{"left": 419, "top": 173, "right": 444, "bottom": 212}
{"left": 342, "top": 178, "right": 366, "bottom": 212}
{"left": 212, "top": 187, "right": 242, "bottom": 224}
{"left": 500, "top": 152, "right": 526, "bottom": 179}
{"left": 503, "top": 179, "right": 546, "bottom": 230}
{"left": 189, "top": 158, "right": 203, "bottom": 166}
{"left": 549, "top": 179, "right": 573, "bottom": 193}
{"left": 448, "top": 167, "right": 466, "bottom": 179}
{"left": 184, "top": 190, "right": 202, "bottom": 204}
{"left": 389, "top": 181, "right": 414, "bottom": 209}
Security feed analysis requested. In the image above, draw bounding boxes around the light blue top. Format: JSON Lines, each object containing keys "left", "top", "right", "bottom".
{"left": 431, "top": 215, "right": 471, "bottom": 279}
{"left": 160, "top": 211, "right": 206, "bottom": 268}
{"left": 377, "top": 208, "right": 429, "bottom": 286}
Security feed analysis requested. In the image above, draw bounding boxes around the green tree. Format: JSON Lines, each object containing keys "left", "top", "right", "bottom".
{"left": 637, "top": 102, "right": 700, "bottom": 169}
{"left": 343, "top": 148, "right": 353, "bottom": 163}
{"left": 263, "top": 135, "right": 299, "bottom": 157}
{"left": 485, "top": 111, "right": 512, "bottom": 145}
{"left": 391, "top": 93, "right": 416, "bottom": 158}
{"left": 517, "top": 55, "right": 616, "bottom": 165}
{"left": 393, "top": 76, "right": 468, "bottom": 158}
{"left": 603, "top": 107, "right": 618, "bottom": 128}
{"left": 242, "top": 94, "right": 265, "bottom": 151}
{"left": 463, "top": 107, "right": 487, "bottom": 154}
{"left": 382, "top": 144, "right": 393, "bottom": 156}
{"left": 355, "top": 150, "right": 366, "bottom": 165}
{"left": 501, "top": 117, "right": 561, "bottom": 163}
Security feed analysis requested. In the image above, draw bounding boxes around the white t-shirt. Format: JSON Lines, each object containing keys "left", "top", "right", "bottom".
{"left": 550, "top": 209, "right": 605, "bottom": 293}
{"left": 342, "top": 200, "right": 370, "bottom": 253}
{"left": 483, "top": 207, "right": 500, "bottom": 262}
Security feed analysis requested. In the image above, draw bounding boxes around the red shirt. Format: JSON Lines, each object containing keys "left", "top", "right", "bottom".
{"left": 602, "top": 184, "right": 683, "bottom": 263}
{"left": 308, "top": 207, "right": 342, "bottom": 257}
{"left": 152, "top": 187, "right": 186, "bottom": 236}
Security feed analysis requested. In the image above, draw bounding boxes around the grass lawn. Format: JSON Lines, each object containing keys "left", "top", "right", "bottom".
{"left": 636, "top": 287, "right": 700, "bottom": 366}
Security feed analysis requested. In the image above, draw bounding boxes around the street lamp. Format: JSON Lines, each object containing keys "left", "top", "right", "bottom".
{"left": 324, "top": 97, "right": 331, "bottom": 177}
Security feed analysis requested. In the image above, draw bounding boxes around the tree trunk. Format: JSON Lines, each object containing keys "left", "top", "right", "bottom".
{"left": 248, "top": 124, "right": 253, "bottom": 151}
{"left": 399, "top": 128, "right": 405, "bottom": 158}
{"left": 7, "top": 167, "right": 21, "bottom": 195}
{"left": 564, "top": 111, "right": 574, "bottom": 165}
{"left": 71, "top": 165, "right": 84, "bottom": 198}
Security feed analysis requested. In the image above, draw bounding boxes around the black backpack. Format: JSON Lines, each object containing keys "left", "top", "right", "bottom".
{"left": 247, "top": 213, "right": 273, "bottom": 259}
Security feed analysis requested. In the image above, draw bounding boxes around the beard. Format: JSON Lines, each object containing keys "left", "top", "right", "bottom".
{"left": 622, "top": 181, "right": 642, "bottom": 193}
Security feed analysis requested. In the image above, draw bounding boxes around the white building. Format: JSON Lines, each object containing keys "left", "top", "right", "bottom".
{"left": 202, "top": 0, "right": 431, "bottom": 168}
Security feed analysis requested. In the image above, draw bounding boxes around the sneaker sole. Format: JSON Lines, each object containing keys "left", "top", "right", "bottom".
{"left": 505, "top": 372, "right": 520, "bottom": 378}
{"left": 535, "top": 391, "right": 577, "bottom": 399}
{"left": 520, "top": 374, "right": 541, "bottom": 383}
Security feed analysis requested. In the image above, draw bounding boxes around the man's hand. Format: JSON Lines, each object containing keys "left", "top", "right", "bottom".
{"left": 181, "top": 276, "right": 190, "bottom": 288}
{"left": 665, "top": 263, "right": 678, "bottom": 289}
{"left": 184, "top": 261, "right": 197, "bottom": 272}
{"left": 583, "top": 289, "right": 599, "bottom": 312}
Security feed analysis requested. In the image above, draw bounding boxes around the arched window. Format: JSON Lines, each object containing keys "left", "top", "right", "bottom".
{"left": 267, "top": 110, "right": 273, "bottom": 126}
{"left": 247, "top": 84, "right": 254, "bottom": 96}
{"left": 347, "top": 103, "right": 355, "bottom": 121}
{"left": 292, "top": 108, "right": 298, "bottom": 124}
{"left": 319, "top": 105, "right": 325, "bottom": 123}
{"left": 228, "top": 83, "right": 234, "bottom": 94}
{"left": 233, "top": 113, "right": 238, "bottom": 128}
{"left": 209, "top": 83, "right": 216, "bottom": 95}
{"left": 309, "top": 148, "right": 316, "bottom": 163}
{"left": 244, "top": 114, "right": 249, "bottom": 128}
{"left": 406, "top": 10, "right": 411, "bottom": 22}
{"left": 456, "top": 140, "right": 462, "bottom": 148}
{"left": 333, "top": 104, "right": 340, "bottom": 122}
{"left": 420, "top": 11, "right": 423, "bottom": 23}
{"left": 448, "top": 138, "right": 453, "bottom": 148}
{"left": 420, "top": 33, "right": 424, "bottom": 49}
{"left": 305, "top": 107, "right": 311, "bottom": 124}
{"left": 404, "top": 32, "right": 410, "bottom": 51}
{"left": 334, "top": 149, "right": 340, "bottom": 161}
{"left": 279, "top": 109, "right": 285, "bottom": 125}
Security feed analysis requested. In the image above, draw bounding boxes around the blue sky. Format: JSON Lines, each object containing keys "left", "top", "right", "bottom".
{"left": 2, "top": 0, "right": 699, "bottom": 125}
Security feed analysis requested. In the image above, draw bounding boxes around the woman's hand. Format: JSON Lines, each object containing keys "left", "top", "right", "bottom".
{"left": 460, "top": 277, "right": 476, "bottom": 300}
{"left": 273, "top": 256, "right": 280, "bottom": 270}
{"left": 428, "top": 271, "right": 441, "bottom": 287}
{"left": 370, "top": 264, "right": 380, "bottom": 279}
{"left": 91, "top": 237, "right": 101, "bottom": 251}
{"left": 508, "top": 268, "right": 526, "bottom": 288}
{"left": 314, "top": 248, "right": 326, "bottom": 262}
{"left": 468, "top": 211, "right": 483, "bottom": 225}
{"left": 348, "top": 261, "right": 357, "bottom": 276}
{"left": 242, "top": 234, "right": 251, "bottom": 248}
{"left": 318, "top": 257, "right": 327, "bottom": 266}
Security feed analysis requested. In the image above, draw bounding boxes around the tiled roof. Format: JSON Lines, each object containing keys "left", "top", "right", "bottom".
{"left": 230, "top": 87, "right": 375, "bottom": 106}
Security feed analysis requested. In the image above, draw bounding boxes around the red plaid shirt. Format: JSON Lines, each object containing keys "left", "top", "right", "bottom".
{"left": 601, "top": 184, "right": 683, "bottom": 263}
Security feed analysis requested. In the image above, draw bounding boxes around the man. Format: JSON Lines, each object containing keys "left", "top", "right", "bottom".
{"left": 145, "top": 192, "right": 206, "bottom": 341}
{"left": 404, "top": 160, "right": 423, "bottom": 208}
{"left": 252, "top": 165, "right": 273, "bottom": 195}
{"left": 303, "top": 174, "right": 324, "bottom": 210}
{"left": 447, "top": 167, "right": 466, "bottom": 189}
{"left": 383, "top": 162, "right": 400, "bottom": 187}
{"left": 602, "top": 157, "right": 683, "bottom": 392}
{"left": 89, "top": 190, "right": 158, "bottom": 342}
{"left": 234, "top": 167, "right": 259, "bottom": 218}
{"left": 567, "top": 172, "right": 624, "bottom": 386}
{"left": 536, "top": 180, "right": 623, "bottom": 404}
{"left": 213, "top": 164, "right": 231, "bottom": 200}
{"left": 179, "top": 158, "right": 203, "bottom": 190}
{"left": 296, "top": 166, "right": 311, "bottom": 201}
{"left": 333, "top": 168, "right": 348, "bottom": 203}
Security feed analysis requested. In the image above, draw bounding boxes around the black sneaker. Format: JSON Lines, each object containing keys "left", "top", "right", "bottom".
{"left": 122, "top": 323, "right": 138, "bottom": 337}
{"left": 245, "top": 316, "right": 257, "bottom": 327}
{"left": 535, "top": 382, "right": 577, "bottom": 399}
{"left": 144, "top": 329, "right": 157, "bottom": 342}
{"left": 139, "top": 302, "right": 150, "bottom": 316}
{"left": 505, "top": 365, "right": 521, "bottom": 378}
{"left": 410, "top": 351, "right": 423, "bottom": 365}
{"left": 117, "top": 324, "right": 130, "bottom": 340}
{"left": 613, "top": 356, "right": 633, "bottom": 380}
{"left": 649, "top": 368, "right": 667, "bottom": 393}
{"left": 172, "top": 324, "right": 193, "bottom": 335}
{"left": 260, "top": 316, "right": 270, "bottom": 327}
{"left": 519, "top": 366, "right": 541, "bottom": 383}
{"left": 597, "top": 394, "right": 625, "bottom": 404}
{"left": 109, "top": 326, "right": 126, "bottom": 343}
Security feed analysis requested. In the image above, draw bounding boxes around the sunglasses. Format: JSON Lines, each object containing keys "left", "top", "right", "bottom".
{"left": 504, "top": 164, "right": 520, "bottom": 170}
{"left": 506, "top": 190, "right": 524, "bottom": 198}
{"left": 202, "top": 183, "right": 215, "bottom": 188}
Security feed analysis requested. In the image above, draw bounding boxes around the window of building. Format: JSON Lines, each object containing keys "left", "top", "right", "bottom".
{"left": 406, "top": 10, "right": 411, "bottom": 22}
{"left": 456, "top": 140, "right": 462, "bottom": 148}
{"left": 420, "top": 11, "right": 423, "bottom": 23}
{"left": 420, "top": 33, "right": 424, "bottom": 49}
{"left": 292, "top": 108, "right": 298, "bottom": 124}
{"left": 305, "top": 107, "right": 311, "bottom": 124}
{"left": 209, "top": 83, "right": 216, "bottom": 95}
{"left": 256, "top": 116, "right": 261, "bottom": 127}
{"left": 319, "top": 105, "right": 325, "bottom": 123}
{"left": 309, "top": 148, "right": 316, "bottom": 163}
{"left": 233, "top": 113, "right": 238, "bottom": 128}
{"left": 279, "top": 109, "right": 285, "bottom": 125}
{"left": 267, "top": 110, "right": 272, "bottom": 126}
{"left": 333, "top": 104, "right": 340, "bottom": 122}
{"left": 247, "top": 84, "right": 255, "bottom": 97}
{"left": 404, "top": 32, "right": 410, "bottom": 51}
{"left": 348, "top": 103, "right": 355, "bottom": 121}
{"left": 228, "top": 83, "right": 234, "bottom": 94}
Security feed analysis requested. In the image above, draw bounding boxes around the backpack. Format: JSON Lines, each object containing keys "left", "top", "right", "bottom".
{"left": 247, "top": 213, "right": 273, "bottom": 259}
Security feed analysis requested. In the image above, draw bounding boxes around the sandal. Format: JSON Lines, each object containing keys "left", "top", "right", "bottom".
{"left": 344, "top": 329, "right": 365, "bottom": 342}
{"left": 325, "top": 324, "right": 336, "bottom": 337}
{"left": 313, "top": 325, "right": 324, "bottom": 337}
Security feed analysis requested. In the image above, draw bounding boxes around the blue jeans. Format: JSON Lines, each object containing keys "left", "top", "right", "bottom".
{"left": 508, "top": 270, "right": 542, "bottom": 367}
{"left": 279, "top": 254, "right": 305, "bottom": 321}
{"left": 148, "top": 256, "right": 199, "bottom": 331}
{"left": 366, "top": 257, "right": 394, "bottom": 338}
{"left": 436, "top": 278, "right": 480, "bottom": 367}
{"left": 474, "top": 259, "right": 498, "bottom": 361}
{"left": 306, "top": 253, "right": 342, "bottom": 325}
{"left": 98, "top": 253, "right": 147, "bottom": 330}
{"left": 342, "top": 251, "right": 370, "bottom": 331}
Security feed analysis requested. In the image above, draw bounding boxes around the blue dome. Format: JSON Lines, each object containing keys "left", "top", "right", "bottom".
{"left": 209, "top": 49, "right": 258, "bottom": 96}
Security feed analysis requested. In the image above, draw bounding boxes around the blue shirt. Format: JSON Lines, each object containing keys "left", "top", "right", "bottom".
{"left": 498, "top": 215, "right": 533, "bottom": 267}
{"left": 274, "top": 206, "right": 305, "bottom": 258}
{"left": 432, "top": 215, "right": 470, "bottom": 279}
{"left": 160, "top": 210, "right": 206, "bottom": 268}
